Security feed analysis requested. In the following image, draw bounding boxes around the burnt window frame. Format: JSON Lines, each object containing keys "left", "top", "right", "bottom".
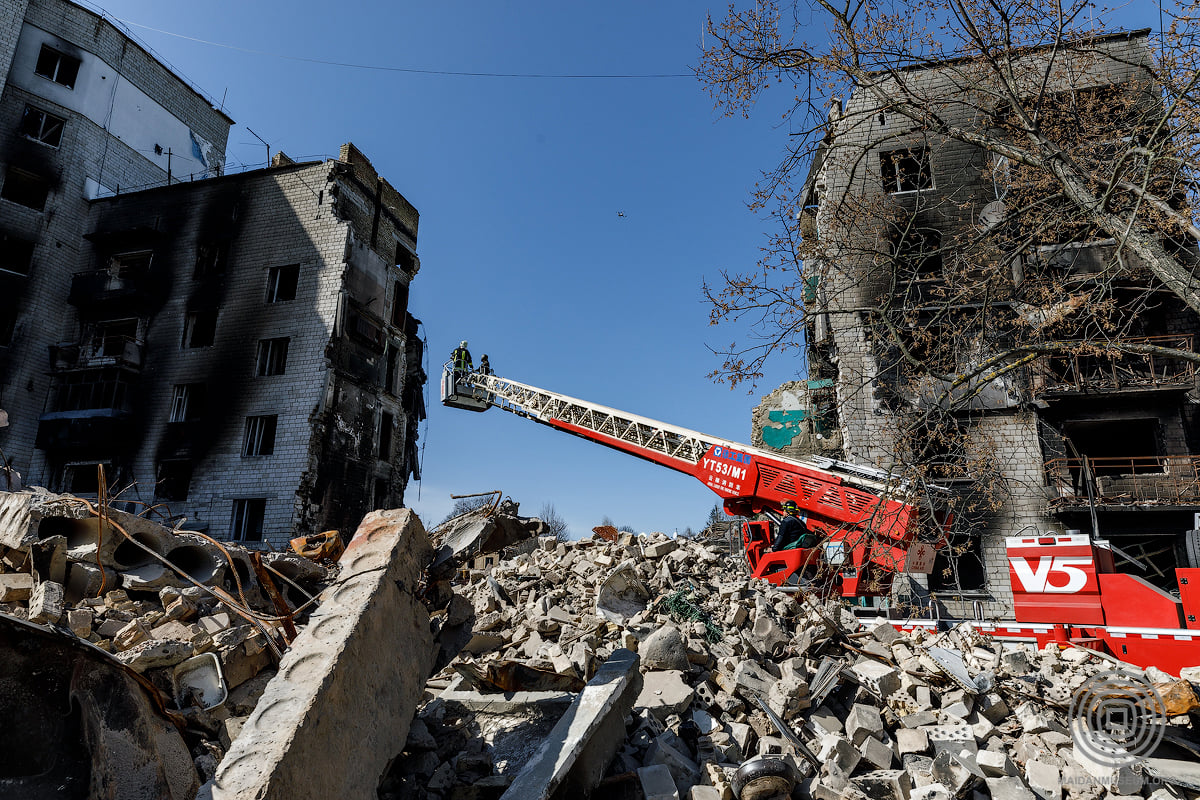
{"left": 0, "top": 233, "right": 35, "bottom": 276}
{"left": 880, "top": 147, "right": 933, "bottom": 194}
{"left": 1, "top": 167, "right": 50, "bottom": 210}
{"left": 0, "top": 304, "right": 16, "bottom": 346}
{"left": 181, "top": 310, "right": 218, "bottom": 348}
{"left": 265, "top": 264, "right": 299, "bottom": 303}
{"left": 34, "top": 44, "right": 81, "bottom": 89}
{"left": 242, "top": 414, "right": 278, "bottom": 457}
{"left": 379, "top": 410, "right": 395, "bottom": 459}
{"left": 168, "top": 383, "right": 206, "bottom": 423}
{"left": 20, "top": 104, "right": 65, "bottom": 147}
{"left": 255, "top": 337, "right": 290, "bottom": 377}
{"left": 230, "top": 498, "right": 266, "bottom": 542}
{"left": 155, "top": 460, "right": 193, "bottom": 501}
{"left": 193, "top": 241, "right": 228, "bottom": 279}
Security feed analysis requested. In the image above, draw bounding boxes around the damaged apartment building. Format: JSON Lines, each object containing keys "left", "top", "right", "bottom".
{"left": 753, "top": 30, "right": 1200, "bottom": 618}
{"left": 0, "top": 0, "right": 426, "bottom": 546}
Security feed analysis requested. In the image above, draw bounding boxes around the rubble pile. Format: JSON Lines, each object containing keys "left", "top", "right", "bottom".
{"left": 387, "top": 532, "right": 1200, "bottom": 800}
{"left": 0, "top": 489, "right": 334, "bottom": 786}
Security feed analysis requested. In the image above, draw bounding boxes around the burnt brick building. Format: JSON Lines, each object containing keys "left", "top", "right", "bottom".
{"left": 0, "top": 0, "right": 425, "bottom": 546}
{"left": 752, "top": 30, "right": 1200, "bottom": 618}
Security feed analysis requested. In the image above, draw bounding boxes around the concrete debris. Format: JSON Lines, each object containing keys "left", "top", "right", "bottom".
{"left": 0, "top": 488, "right": 336, "bottom": 798}
{"left": 384, "top": 530, "right": 1200, "bottom": 800}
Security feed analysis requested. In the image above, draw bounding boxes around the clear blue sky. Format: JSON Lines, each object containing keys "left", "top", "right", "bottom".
{"left": 87, "top": 1, "right": 1162, "bottom": 537}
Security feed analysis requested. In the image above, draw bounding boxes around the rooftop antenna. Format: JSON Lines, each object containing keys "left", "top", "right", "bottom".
{"left": 246, "top": 127, "right": 270, "bottom": 167}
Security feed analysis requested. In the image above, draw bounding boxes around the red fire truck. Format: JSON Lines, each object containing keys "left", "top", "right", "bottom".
{"left": 442, "top": 364, "right": 1200, "bottom": 675}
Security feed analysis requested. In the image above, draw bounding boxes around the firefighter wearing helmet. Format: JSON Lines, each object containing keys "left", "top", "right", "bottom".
{"left": 772, "top": 499, "right": 818, "bottom": 551}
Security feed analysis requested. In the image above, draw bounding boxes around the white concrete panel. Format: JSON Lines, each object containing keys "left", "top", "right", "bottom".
{"left": 7, "top": 22, "right": 221, "bottom": 179}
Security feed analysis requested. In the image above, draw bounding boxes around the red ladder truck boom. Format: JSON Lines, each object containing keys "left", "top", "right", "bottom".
{"left": 442, "top": 363, "right": 947, "bottom": 596}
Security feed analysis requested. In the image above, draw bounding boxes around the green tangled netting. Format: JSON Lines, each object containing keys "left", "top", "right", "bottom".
{"left": 656, "top": 588, "right": 723, "bottom": 643}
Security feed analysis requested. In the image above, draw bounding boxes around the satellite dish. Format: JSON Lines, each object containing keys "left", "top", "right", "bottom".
{"left": 979, "top": 200, "right": 1007, "bottom": 231}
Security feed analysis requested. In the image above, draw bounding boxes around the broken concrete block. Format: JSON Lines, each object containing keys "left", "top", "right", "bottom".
{"left": 213, "top": 509, "right": 435, "bottom": 800}
{"left": 636, "top": 670, "right": 696, "bottom": 721}
{"left": 818, "top": 734, "right": 861, "bottom": 775}
{"left": 895, "top": 728, "right": 930, "bottom": 757}
{"left": 767, "top": 672, "right": 812, "bottom": 720}
{"left": 28, "top": 579, "right": 64, "bottom": 624}
{"left": 641, "top": 626, "right": 690, "bottom": 671}
{"left": 642, "top": 539, "right": 678, "bottom": 558}
{"left": 986, "top": 776, "right": 1037, "bottom": 800}
{"left": 646, "top": 732, "right": 702, "bottom": 794}
{"left": 688, "top": 786, "right": 721, "bottom": 800}
{"left": 846, "top": 703, "right": 885, "bottom": 745}
{"left": 851, "top": 769, "right": 911, "bottom": 800}
{"left": 852, "top": 660, "right": 902, "bottom": 698}
{"left": 198, "top": 612, "right": 232, "bottom": 635}
{"left": 639, "top": 764, "right": 680, "bottom": 800}
{"left": 976, "top": 749, "right": 1015, "bottom": 777}
{"left": 859, "top": 733, "right": 895, "bottom": 769}
{"left": 0, "top": 572, "right": 33, "bottom": 602}
{"left": 1024, "top": 759, "right": 1061, "bottom": 800}
{"left": 115, "top": 638, "right": 194, "bottom": 672}
{"left": 67, "top": 607, "right": 93, "bottom": 637}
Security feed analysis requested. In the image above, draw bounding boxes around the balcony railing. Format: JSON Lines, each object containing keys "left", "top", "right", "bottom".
{"left": 1044, "top": 455, "right": 1200, "bottom": 506}
{"left": 1029, "top": 334, "right": 1194, "bottom": 395}
{"left": 68, "top": 267, "right": 157, "bottom": 308}
{"left": 50, "top": 337, "right": 144, "bottom": 371}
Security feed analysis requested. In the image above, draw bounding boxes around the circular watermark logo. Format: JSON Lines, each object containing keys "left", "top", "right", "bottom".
{"left": 1069, "top": 670, "right": 1167, "bottom": 768}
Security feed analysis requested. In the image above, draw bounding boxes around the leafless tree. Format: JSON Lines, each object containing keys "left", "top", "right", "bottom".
{"left": 697, "top": 1, "right": 1200, "bottom": 601}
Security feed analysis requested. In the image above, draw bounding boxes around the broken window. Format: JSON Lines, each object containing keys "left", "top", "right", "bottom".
{"left": 894, "top": 225, "right": 943, "bottom": 283}
{"left": 379, "top": 411, "right": 394, "bottom": 459}
{"left": 391, "top": 280, "right": 409, "bottom": 327}
{"left": 155, "top": 461, "right": 193, "bottom": 501}
{"left": 231, "top": 498, "right": 266, "bottom": 542}
{"left": 2, "top": 167, "right": 49, "bottom": 210}
{"left": 242, "top": 415, "right": 278, "bottom": 457}
{"left": 57, "top": 462, "right": 109, "bottom": 495}
{"left": 255, "top": 337, "right": 289, "bottom": 377}
{"left": 52, "top": 368, "right": 131, "bottom": 412}
{"left": 880, "top": 147, "right": 932, "bottom": 193}
{"left": 1063, "top": 418, "right": 1162, "bottom": 476}
{"left": 34, "top": 44, "right": 80, "bottom": 89}
{"left": 266, "top": 264, "right": 299, "bottom": 302}
{"left": 347, "top": 308, "right": 385, "bottom": 351}
{"left": 395, "top": 245, "right": 417, "bottom": 274}
{"left": 0, "top": 233, "right": 35, "bottom": 275}
{"left": 927, "top": 532, "right": 987, "bottom": 592}
{"left": 385, "top": 344, "right": 399, "bottom": 394}
{"left": 168, "top": 384, "right": 206, "bottom": 423}
{"left": 0, "top": 304, "right": 16, "bottom": 346}
{"left": 193, "top": 242, "right": 228, "bottom": 279}
{"left": 110, "top": 250, "right": 152, "bottom": 276}
{"left": 20, "top": 105, "right": 65, "bottom": 147}
{"left": 87, "top": 318, "right": 138, "bottom": 358}
{"left": 181, "top": 310, "right": 217, "bottom": 348}
{"left": 373, "top": 477, "right": 388, "bottom": 509}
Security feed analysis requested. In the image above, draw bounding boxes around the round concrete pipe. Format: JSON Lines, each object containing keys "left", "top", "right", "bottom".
{"left": 162, "top": 544, "right": 222, "bottom": 586}
{"left": 41, "top": 516, "right": 128, "bottom": 569}
{"left": 112, "top": 531, "right": 170, "bottom": 570}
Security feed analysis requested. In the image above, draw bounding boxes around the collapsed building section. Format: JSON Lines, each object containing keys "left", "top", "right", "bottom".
{"left": 0, "top": 0, "right": 426, "bottom": 546}
{"left": 755, "top": 30, "right": 1200, "bottom": 619}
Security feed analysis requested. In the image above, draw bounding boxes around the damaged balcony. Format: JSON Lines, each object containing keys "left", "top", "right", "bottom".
{"left": 67, "top": 263, "right": 166, "bottom": 314}
{"left": 35, "top": 367, "right": 138, "bottom": 452}
{"left": 1044, "top": 455, "right": 1200, "bottom": 508}
{"left": 50, "top": 335, "right": 144, "bottom": 372}
{"left": 1029, "top": 334, "right": 1195, "bottom": 397}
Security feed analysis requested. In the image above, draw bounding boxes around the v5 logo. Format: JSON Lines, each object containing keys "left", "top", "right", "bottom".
{"left": 1010, "top": 556, "right": 1092, "bottom": 594}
